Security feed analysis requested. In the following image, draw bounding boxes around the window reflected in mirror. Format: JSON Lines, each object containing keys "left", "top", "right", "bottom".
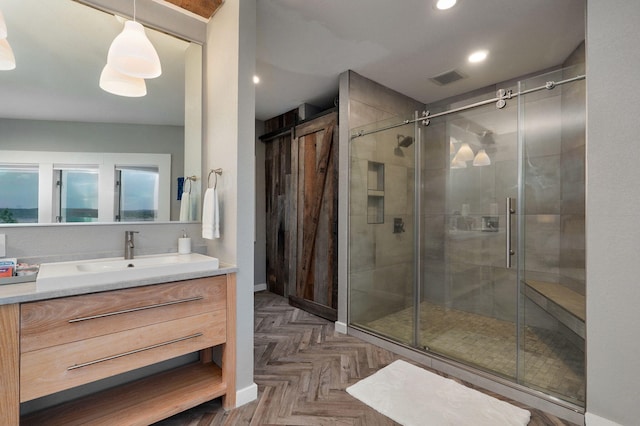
{"left": 54, "top": 168, "right": 99, "bottom": 223}
{"left": 116, "top": 167, "right": 160, "bottom": 222}
{"left": 1, "top": 151, "right": 171, "bottom": 224}
{"left": 0, "top": 166, "right": 39, "bottom": 223}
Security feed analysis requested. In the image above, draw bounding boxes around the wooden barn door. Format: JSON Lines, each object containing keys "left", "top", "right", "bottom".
{"left": 289, "top": 113, "right": 338, "bottom": 320}
{"left": 263, "top": 111, "right": 338, "bottom": 321}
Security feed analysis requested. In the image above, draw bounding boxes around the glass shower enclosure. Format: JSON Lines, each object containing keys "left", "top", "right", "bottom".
{"left": 348, "top": 67, "right": 586, "bottom": 407}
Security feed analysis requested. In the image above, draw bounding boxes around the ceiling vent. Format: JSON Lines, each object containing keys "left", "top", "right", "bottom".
{"left": 430, "top": 69, "right": 465, "bottom": 86}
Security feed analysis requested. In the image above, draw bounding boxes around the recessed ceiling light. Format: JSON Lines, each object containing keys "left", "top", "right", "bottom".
{"left": 468, "top": 50, "right": 488, "bottom": 63}
{"left": 435, "top": 0, "right": 457, "bottom": 10}
{"left": 253, "top": 75, "right": 260, "bottom": 84}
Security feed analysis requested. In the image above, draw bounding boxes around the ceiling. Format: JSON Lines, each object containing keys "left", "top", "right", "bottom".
{"left": 0, "top": 0, "right": 585, "bottom": 125}
{"left": 253, "top": 0, "right": 585, "bottom": 121}
{"left": 0, "top": 0, "right": 191, "bottom": 126}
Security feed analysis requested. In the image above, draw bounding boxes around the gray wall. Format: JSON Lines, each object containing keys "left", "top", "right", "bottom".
{"left": 586, "top": 2, "right": 640, "bottom": 425}
{"left": 0, "top": 222, "right": 206, "bottom": 265}
{"left": 0, "top": 118, "right": 185, "bottom": 220}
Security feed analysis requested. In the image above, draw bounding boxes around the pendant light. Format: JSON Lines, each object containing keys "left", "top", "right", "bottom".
{"left": 0, "top": 10, "right": 7, "bottom": 39}
{"left": 106, "top": 1, "right": 161, "bottom": 79}
{"left": 449, "top": 137, "right": 458, "bottom": 155}
{"left": 0, "top": 39, "right": 15, "bottom": 70}
{"left": 472, "top": 149, "right": 491, "bottom": 166}
{"left": 99, "top": 63, "right": 147, "bottom": 97}
{"left": 0, "top": 9, "right": 16, "bottom": 71}
{"left": 456, "top": 143, "right": 475, "bottom": 162}
{"left": 451, "top": 152, "right": 467, "bottom": 169}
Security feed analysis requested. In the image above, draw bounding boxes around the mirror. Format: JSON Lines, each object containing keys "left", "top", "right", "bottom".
{"left": 0, "top": 0, "right": 202, "bottom": 225}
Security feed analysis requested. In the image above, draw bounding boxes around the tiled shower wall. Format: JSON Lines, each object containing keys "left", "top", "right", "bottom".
{"left": 348, "top": 71, "right": 423, "bottom": 325}
{"left": 560, "top": 43, "right": 586, "bottom": 296}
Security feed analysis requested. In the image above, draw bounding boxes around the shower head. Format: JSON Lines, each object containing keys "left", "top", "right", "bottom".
{"left": 479, "top": 130, "right": 495, "bottom": 144}
{"left": 397, "top": 135, "right": 414, "bottom": 148}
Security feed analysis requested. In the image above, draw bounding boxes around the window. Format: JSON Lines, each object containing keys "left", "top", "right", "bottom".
{"left": 54, "top": 168, "right": 99, "bottom": 223}
{"left": 0, "top": 166, "right": 39, "bottom": 223}
{"left": 115, "top": 166, "right": 160, "bottom": 222}
{"left": 2, "top": 151, "right": 170, "bottom": 223}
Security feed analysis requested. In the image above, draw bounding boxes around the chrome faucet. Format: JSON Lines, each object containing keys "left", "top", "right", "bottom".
{"left": 124, "top": 231, "right": 139, "bottom": 260}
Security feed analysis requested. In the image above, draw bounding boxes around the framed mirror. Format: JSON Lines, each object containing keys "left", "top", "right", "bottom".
{"left": 0, "top": 0, "right": 203, "bottom": 225}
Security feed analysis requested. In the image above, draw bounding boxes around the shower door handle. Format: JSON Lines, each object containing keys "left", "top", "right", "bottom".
{"left": 505, "top": 197, "right": 515, "bottom": 268}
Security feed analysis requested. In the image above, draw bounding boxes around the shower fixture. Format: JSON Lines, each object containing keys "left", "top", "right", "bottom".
{"left": 397, "top": 135, "right": 414, "bottom": 148}
{"left": 479, "top": 130, "right": 495, "bottom": 145}
{"left": 394, "top": 135, "right": 414, "bottom": 156}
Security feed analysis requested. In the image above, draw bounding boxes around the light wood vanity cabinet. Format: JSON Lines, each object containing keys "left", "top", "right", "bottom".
{"left": 0, "top": 273, "right": 236, "bottom": 426}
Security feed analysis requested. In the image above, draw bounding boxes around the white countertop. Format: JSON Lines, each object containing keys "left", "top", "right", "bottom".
{"left": 0, "top": 264, "right": 237, "bottom": 306}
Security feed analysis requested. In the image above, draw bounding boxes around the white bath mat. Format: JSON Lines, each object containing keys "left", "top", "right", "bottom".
{"left": 347, "top": 360, "right": 530, "bottom": 426}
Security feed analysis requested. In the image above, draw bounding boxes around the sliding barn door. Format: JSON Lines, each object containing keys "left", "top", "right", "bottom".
{"left": 288, "top": 113, "right": 338, "bottom": 320}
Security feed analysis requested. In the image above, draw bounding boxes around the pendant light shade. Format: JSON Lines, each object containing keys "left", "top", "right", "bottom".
{"left": 456, "top": 143, "right": 475, "bottom": 162}
{"left": 449, "top": 137, "right": 458, "bottom": 155}
{"left": 472, "top": 149, "right": 491, "bottom": 166}
{"left": 99, "top": 63, "right": 146, "bottom": 97}
{"left": 107, "top": 21, "right": 161, "bottom": 79}
{"left": 451, "top": 152, "right": 467, "bottom": 169}
{"left": 0, "top": 38, "right": 16, "bottom": 70}
{"left": 0, "top": 10, "right": 7, "bottom": 39}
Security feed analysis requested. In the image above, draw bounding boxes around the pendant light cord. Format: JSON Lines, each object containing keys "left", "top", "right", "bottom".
{"left": 133, "top": 0, "right": 136, "bottom": 22}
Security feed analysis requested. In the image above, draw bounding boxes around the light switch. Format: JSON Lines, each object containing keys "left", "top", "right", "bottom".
{"left": 0, "top": 234, "right": 5, "bottom": 257}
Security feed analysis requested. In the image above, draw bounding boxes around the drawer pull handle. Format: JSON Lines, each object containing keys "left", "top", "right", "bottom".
{"left": 68, "top": 296, "right": 204, "bottom": 323}
{"left": 67, "top": 333, "right": 203, "bottom": 371}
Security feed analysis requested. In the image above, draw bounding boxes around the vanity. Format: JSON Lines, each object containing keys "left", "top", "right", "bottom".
{"left": 0, "top": 262, "right": 236, "bottom": 425}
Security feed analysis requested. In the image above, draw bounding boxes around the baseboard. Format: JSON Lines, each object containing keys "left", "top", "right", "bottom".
{"left": 254, "top": 283, "right": 267, "bottom": 292}
{"left": 334, "top": 321, "right": 347, "bottom": 334}
{"left": 235, "top": 382, "right": 258, "bottom": 408}
{"left": 585, "top": 412, "right": 622, "bottom": 426}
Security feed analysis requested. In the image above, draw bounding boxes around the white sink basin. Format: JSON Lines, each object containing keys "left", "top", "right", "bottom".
{"left": 37, "top": 253, "right": 219, "bottom": 290}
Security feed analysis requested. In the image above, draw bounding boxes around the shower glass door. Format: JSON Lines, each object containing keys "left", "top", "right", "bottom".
{"left": 518, "top": 67, "right": 586, "bottom": 405}
{"left": 418, "top": 89, "right": 520, "bottom": 381}
{"left": 348, "top": 117, "right": 417, "bottom": 346}
{"left": 347, "top": 66, "right": 586, "bottom": 407}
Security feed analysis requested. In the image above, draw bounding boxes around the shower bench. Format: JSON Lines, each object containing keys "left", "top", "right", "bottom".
{"left": 524, "top": 280, "right": 585, "bottom": 339}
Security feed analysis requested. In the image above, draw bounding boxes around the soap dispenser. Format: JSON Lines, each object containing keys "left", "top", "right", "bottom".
{"left": 178, "top": 230, "right": 191, "bottom": 254}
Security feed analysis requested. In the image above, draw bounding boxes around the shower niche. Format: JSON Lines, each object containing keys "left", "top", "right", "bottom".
{"left": 366, "top": 161, "right": 384, "bottom": 224}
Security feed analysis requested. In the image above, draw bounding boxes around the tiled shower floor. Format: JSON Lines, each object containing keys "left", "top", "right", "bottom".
{"left": 362, "top": 301, "right": 585, "bottom": 405}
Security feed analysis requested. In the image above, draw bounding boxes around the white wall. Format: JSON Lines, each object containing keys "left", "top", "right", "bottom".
{"left": 586, "top": 2, "right": 640, "bottom": 425}
{"left": 184, "top": 43, "right": 204, "bottom": 221}
{"left": 204, "top": 0, "right": 257, "bottom": 406}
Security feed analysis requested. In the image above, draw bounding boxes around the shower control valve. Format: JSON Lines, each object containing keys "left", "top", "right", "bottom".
{"left": 393, "top": 218, "right": 406, "bottom": 234}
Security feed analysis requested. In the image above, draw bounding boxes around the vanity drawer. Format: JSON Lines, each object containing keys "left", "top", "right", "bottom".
{"left": 20, "top": 276, "right": 227, "bottom": 353}
{"left": 20, "top": 310, "right": 226, "bottom": 402}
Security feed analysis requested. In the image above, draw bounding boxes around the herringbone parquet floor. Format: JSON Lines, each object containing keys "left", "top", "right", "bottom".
{"left": 155, "top": 291, "right": 576, "bottom": 426}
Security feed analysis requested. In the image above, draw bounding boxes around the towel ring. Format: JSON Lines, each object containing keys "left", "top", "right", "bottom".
{"left": 208, "top": 168, "right": 223, "bottom": 189}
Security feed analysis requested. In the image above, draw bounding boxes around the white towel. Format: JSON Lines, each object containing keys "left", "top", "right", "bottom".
{"left": 179, "top": 191, "right": 190, "bottom": 221}
{"left": 202, "top": 188, "right": 220, "bottom": 239}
